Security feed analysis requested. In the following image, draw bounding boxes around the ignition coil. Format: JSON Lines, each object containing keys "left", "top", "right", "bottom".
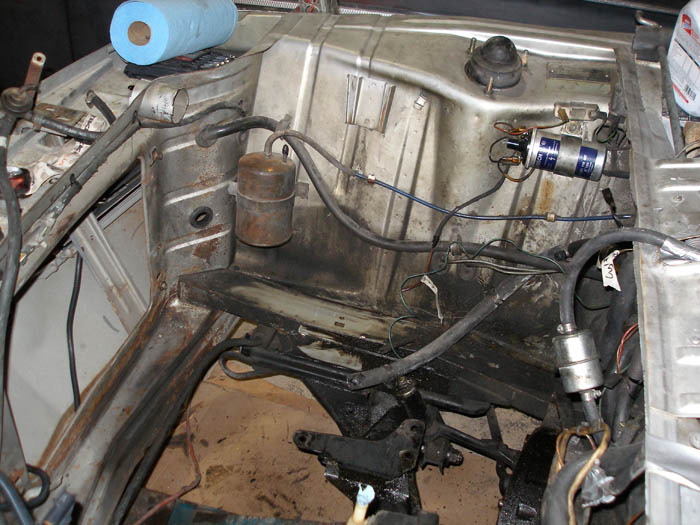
{"left": 506, "top": 129, "right": 607, "bottom": 181}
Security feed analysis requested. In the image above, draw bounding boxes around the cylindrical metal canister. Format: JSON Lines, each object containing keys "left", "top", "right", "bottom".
{"left": 525, "top": 129, "right": 606, "bottom": 181}
{"left": 235, "top": 151, "right": 296, "bottom": 247}
{"left": 136, "top": 83, "right": 189, "bottom": 123}
{"left": 553, "top": 329, "right": 603, "bottom": 393}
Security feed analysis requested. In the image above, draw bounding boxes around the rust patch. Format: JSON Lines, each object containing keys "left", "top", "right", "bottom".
{"left": 192, "top": 224, "right": 224, "bottom": 261}
{"left": 535, "top": 178, "right": 555, "bottom": 214}
{"left": 235, "top": 152, "right": 295, "bottom": 247}
{"left": 55, "top": 212, "right": 77, "bottom": 238}
{"left": 42, "top": 295, "right": 168, "bottom": 473}
{"left": 41, "top": 300, "right": 234, "bottom": 515}
{"left": 9, "top": 468, "right": 24, "bottom": 484}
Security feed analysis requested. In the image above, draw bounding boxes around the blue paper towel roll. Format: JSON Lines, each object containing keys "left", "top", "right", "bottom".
{"left": 110, "top": 0, "right": 238, "bottom": 65}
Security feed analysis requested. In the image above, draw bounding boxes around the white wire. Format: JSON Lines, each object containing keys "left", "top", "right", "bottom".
{"left": 675, "top": 140, "right": 700, "bottom": 158}
{"left": 447, "top": 259, "right": 556, "bottom": 275}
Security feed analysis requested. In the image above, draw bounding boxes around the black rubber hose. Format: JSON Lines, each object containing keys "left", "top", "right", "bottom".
{"left": 66, "top": 253, "right": 83, "bottom": 411}
{"left": 559, "top": 228, "right": 700, "bottom": 328}
{"left": 607, "top": 335, "right": 643, "bottom": 441}
{"left": 0, "top": 465, "right": 50, "bottom": 511}
{"left": 611, "top": 380, "right": 641, "bottom": 442}
{"left": 347, "top": 273, "right": 533, "bottom": 390}
{"left": 196, "top": 115, "right": 277, "bottom": 147}
{"left": 431, "top": 175, "right": 506, "bottom": 248}
{"left": 144, "top": 102, "right": 245, "bottom": 131}
{"left": 0, "top": 114, "right": 22, "bottom": 458}
{"left": 198, "top": 116, "right": 565, "bottom": 271}
{"left": 286, "top": 133, "right": 563, "bottom": 264}
{"left": 86, "top": 90, "right": 116, "bottom": 124}
{"left": 606, "top": 442, "right": 644, "bottom": 495}
{"left": 32, "top": 114, "right": 102, "bottom": 143}
{"left": 626, "top": 339, "right": 643, "bottom": 384}
{"left": 34, "top": 101, "right": 243, "bottom": 148}
{"left": 0, "top": 471, "right": 33, "bottom": 524}
{"left": 542, "top": 453, "right": 591, "bottom": 525}
{"left": 598, "top": 253, "right": 637, "bottom": 372}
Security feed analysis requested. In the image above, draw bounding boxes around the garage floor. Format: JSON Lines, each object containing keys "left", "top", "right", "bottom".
{"left": 141, "top": 328, "right": 538, "bottom": 525}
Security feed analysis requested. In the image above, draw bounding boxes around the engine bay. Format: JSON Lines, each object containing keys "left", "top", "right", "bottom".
{"left": 0, "top": 7, "right": 699, "bottom": 525}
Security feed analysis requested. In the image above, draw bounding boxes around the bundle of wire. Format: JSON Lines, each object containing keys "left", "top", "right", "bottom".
{"left": 594, "top": 114, "right": 629, "bottom": 151}
{"left": 387, "top": 239, "right": 565, "bottom": 356}
{"left": 616, "top": 322, "right": 639, "bottom": 374}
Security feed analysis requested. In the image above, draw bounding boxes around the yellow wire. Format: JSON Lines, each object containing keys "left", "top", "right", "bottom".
{"left": 566, "top": 422, "right": 611, "bottom": 525}
{"left": 555, "top": 425, "right": 600, "bottom": 474}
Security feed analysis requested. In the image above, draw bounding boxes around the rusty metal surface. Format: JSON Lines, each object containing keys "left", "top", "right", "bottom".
{"left": 21, "top": 53, "right": 262, "bottom": 523}
{"left": 39, "top": 292, "right": 239, "bottom": 524}
{"left": 236, "top": 151, "right": 296, "bottom": 247}
{"left": 0, "top": 9, "right": 676, "bottom": 524}
{"left": 178, "top": 268, "right": 555, "bottom": 418}
{"left": 0, "top": 397, "right": 29, "bottom": 491}
{"left": 229, "top": 12, "right": 634, "bottom": 363}
{"left": 36, "top": 106, "right": 253, "bottom": 513}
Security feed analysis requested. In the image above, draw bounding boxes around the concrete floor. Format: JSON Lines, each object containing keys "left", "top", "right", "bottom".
{"left": 144, "top": 352, "right": 538, "bottom": 524}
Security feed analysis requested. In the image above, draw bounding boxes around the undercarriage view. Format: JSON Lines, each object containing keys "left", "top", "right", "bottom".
{"left": 1, "top": 2, "right": 700, "bottom": 524}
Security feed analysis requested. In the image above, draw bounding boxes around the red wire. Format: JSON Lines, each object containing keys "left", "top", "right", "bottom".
{"left": 134, "top": 405, "right": 201, "bottom": 524}
{"left": 616, "top": 323, "right": 639, "bottom": 375}
{"left": 296, "top": 0, "right": 316, "bottom": 12}
{"left": 401, "top": 246, "right": 435, "bottom": 293}
{"left": 493, "top": 121, "right": 567, "bottom": 136}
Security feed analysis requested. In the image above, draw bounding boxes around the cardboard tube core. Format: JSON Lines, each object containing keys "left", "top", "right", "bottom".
{"left": 128, "top": 21, "right": 151, "bottom": 46}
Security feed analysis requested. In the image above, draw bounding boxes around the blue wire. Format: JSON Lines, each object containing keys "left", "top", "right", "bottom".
{"left": 353, "top": 172, "right": 632, "bottom": 222}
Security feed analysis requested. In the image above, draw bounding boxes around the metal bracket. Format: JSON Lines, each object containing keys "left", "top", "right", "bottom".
{"left": 294, "top": 419, "right": 425, "bottom": 479}
{"left": 346, "top": 75, "right": 396, "bottom": 133}
{"left": 554, "top": 103, "right": 601, "bottom": 122}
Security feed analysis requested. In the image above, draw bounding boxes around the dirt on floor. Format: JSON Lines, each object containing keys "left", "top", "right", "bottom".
{"left": 145, "top": 354, "right": 537, "bottom": 525}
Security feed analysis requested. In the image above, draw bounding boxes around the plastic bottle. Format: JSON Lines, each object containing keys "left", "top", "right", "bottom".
{"left": 668, "top": 0, "right": 700, "bottom": 116}
{"left": 347, "top": 485, "right": 375, "bottom": 525}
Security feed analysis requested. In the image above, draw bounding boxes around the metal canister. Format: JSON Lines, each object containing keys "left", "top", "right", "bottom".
{"left": 235, "top": 151, "right": 296, "bottom": 247}
{"left": 524, "top": 129, "right": 606, "bottom": 181}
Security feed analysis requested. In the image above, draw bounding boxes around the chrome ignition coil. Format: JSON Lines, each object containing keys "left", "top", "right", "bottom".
{"left": 506, "top": 128, "right": 607, "bottom": 181}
